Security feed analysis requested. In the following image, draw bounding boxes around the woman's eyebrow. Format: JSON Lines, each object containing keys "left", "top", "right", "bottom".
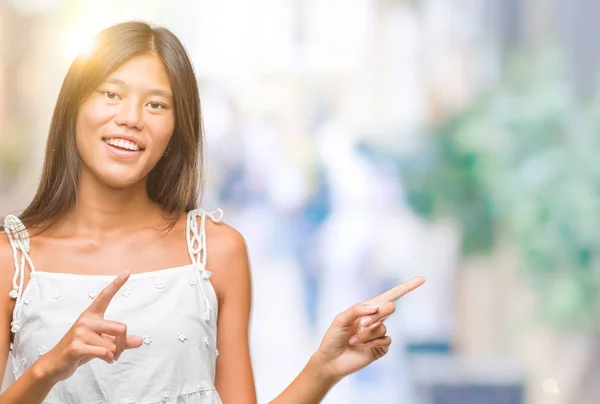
{"left": 105, "top": 77, "right": 173, "bottom": 98}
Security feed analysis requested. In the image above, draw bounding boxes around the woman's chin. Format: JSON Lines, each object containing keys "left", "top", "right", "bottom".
{"left": 94, "top": 170, "right": 147, "bottom": 190}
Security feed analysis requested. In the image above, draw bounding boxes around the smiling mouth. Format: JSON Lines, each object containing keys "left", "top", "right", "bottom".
{"left": 102, "top": 137, "right": 144, "bottom": 152}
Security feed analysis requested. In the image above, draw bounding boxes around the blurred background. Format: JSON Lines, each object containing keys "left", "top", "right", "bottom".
{"left": 1, "top": 0, "right": 599, "bottom": 403}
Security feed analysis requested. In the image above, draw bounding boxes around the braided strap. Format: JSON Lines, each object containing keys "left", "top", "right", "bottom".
{"left": 3, "top": 215, "right": 36, "bottom": 333}
{"left": 186, "top": 208, "right": 223, "bottom": 322}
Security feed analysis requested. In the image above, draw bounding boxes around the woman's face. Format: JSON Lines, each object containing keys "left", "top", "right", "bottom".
{"left": 76, "top": 53, "right": 175, "bottom": 188}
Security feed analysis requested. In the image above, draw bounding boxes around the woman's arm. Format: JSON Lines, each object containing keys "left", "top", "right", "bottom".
{"left": 269, "top": 278, "right": 425, "bottom": 404}
{"left": 210, "top": 224, "right": 338, "bottom": 403}
{"left": 209, "top": 225, "right": 257, "bottom": 403}
{"left": 0, "top": 364, "right": 57, "bottom": 404}
{"left": 0, "top": 271, "right": 143, "bottom": 403}
{"left": 0, "top": 236, "right": 56, "bottom": 403}
{"left": 0, "top": 236, "right": 143, "bottom": 403}
{"left": 266, "top": 354, "right": 338, "bottom": 404}
{"left": 209, "top": 223, "right": 425, "bottom": 404}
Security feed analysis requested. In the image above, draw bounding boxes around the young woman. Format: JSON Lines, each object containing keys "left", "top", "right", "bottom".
{"left": 0, "top": 21, "right": 424, "bottom": 403}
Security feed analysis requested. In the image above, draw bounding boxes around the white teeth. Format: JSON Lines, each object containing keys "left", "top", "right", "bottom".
{"left": 104, "top": 138, "right": 141, "bottom": 151}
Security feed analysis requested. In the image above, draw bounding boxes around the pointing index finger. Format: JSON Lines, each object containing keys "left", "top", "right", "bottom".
{"left": 370, "top": 276, "right": 425, "bottom": 305}
{"left": 86, "top": 271, "right": 130, "bottom": 315}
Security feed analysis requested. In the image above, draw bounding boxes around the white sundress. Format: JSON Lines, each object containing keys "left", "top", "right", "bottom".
{"left": 2, "top": 208, "right": 224, "bottom": 404}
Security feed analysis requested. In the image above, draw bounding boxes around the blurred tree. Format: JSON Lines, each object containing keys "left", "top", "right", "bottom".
{"left": 400, "top": 49, "right": 600, "bottom": 403}
{"left": 400, "top": 50, "right": 600, "bottom": 332}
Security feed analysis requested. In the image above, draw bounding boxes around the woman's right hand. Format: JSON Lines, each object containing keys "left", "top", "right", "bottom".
{"left": 34, "top": 271, "right": 143, "bottom": 383}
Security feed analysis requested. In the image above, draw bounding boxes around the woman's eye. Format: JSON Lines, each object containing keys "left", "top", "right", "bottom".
{"left": 147, "top": 102, "right": 165, "bottom": 110}
{"left": 103, "top": 91, "right": 119, "bottom": 100}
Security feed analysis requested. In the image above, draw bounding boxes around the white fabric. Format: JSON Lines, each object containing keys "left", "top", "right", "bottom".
{"left": 3, "top": 209, "right": 223, "bottom": 404}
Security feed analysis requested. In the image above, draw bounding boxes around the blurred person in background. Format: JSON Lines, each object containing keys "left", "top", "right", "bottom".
{"left": 0, "top": 21, "right": 424, "bottom": 403}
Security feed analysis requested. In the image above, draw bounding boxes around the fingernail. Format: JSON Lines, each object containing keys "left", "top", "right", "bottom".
{"left": 360, "top": 317, "right": 373, "bottom": 327}
{"left": 363, "top": 304, "right": 379, "bottom": 311}
{"left": 120, "top": 271, "right": 130, "bottom": 279}
{"left": 349, "top": 336, "right": 359, "bottom": 346}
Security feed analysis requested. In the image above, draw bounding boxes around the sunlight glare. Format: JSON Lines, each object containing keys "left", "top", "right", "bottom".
{"left": 62, "top": 23, "right": 101, "bottom": 62}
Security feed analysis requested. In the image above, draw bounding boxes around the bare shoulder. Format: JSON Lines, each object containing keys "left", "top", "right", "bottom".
{"left": 203, "top": 219, "right": 251, "bottom": 301}
{"left": 0, "top": 232, "right": 14, "bottom": 281}
{"left": 204, "top": 219, "right": 249, "bottom": 267}
{"left": 0, "top": 231, "right": 16, "bottom": 313}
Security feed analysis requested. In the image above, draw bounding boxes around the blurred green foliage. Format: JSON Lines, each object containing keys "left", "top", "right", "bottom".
{"left": 0, "top": 123, "right": 26, "bottom": 188}
{"left": 400, "top": 51, "right": 600, "bottom": 330}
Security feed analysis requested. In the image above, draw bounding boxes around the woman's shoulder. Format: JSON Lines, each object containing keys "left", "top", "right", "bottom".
{"left": 185, "top": 207, "right": 247, "bottom": 258}
{"left": 179, "top": 208, "right": 248, "bottom": 267}
{"left": 0, "top": 227, "right": 21, "bottom": 320}
{"left": 0, "top": 228, "right": 8, "bottom": 249}
{"left": 202, "top": 217, "right": 251, "bottom": 308}
{"left": 0, "top": 230, "right": 16, "bottom": 290}
{"left": 201, "top": 212, "right": 250, "bottom": 295}
{"left": 0, "top": 228, "right": 13, "bottom": 265}
{"left": 205, "top": 216, "right": 247, "bottom": 262}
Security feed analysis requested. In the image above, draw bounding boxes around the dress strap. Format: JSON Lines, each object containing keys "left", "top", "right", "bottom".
{"left": 186, "top": 208, "right": 224, "bottom": 269}
{"left": 3, "top": 215, "right": 37, "bottom": 333}
{"left": 186, "top": 208, "right": 224, "bottom": 322}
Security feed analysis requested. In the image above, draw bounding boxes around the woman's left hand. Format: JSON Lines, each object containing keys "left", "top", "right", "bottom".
{"left": 313, "top": 276, "right": 425, "bottom": 382}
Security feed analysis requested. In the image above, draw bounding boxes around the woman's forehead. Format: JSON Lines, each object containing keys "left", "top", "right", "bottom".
{"left": 102, "top": 54, "right": 172, "bottom": 95}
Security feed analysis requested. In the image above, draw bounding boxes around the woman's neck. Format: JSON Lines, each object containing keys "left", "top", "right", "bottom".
{"left": 53, "top": 171, "right": 163, "bottom": 237}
